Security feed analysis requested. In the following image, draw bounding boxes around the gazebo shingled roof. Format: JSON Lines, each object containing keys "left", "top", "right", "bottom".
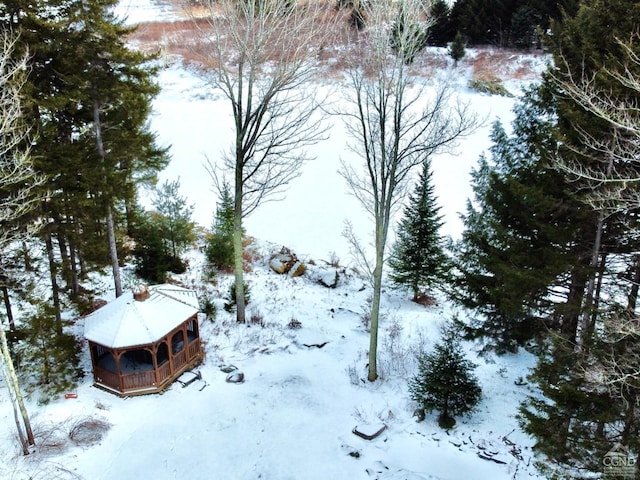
{"left": 84, "top": 284, "right": 199, "bottom": 348}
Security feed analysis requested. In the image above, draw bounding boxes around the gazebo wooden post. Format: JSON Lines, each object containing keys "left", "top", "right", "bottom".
{"left": 152, "top": 342, "right": 160, "bottom": 388}
{"left": 113, "top": 349, "right": 125, "bottom": 393}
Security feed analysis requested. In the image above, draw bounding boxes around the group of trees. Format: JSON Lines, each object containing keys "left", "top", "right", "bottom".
{"left": 427, "top": 0, "right": 578, "bottom": 49}
{"left": 0, "top": 0, "right": 181, "bottom": 451}
{"left": 2, "top": 0, "right": 639, "bottom": 474}
{"left": 449, "top": 0, "right": 640, "bottom": 475}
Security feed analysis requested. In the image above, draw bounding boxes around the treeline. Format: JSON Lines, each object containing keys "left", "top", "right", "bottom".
{"left": 338, "top": 0, "right": 579, "bottom": 49}
{"left": 427, "top": 0, "right": 579, "bottom": 48}
{"left": 0, "top": 0, "right": 177, "bottom": 399}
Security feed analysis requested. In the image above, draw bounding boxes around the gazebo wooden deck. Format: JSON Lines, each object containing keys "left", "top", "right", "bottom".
{"left": 84, "top": 284, "right": 204, "bottom": 396}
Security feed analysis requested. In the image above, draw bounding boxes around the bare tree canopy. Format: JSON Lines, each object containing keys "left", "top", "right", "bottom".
{"left": 552, "top": 37, "right": 640, "bottom": 214}
{"left": 191, "top": 0, "right": 334, "bottom": 322}
{"left": 197, "top": 0, "right": 331, "bottom": 215}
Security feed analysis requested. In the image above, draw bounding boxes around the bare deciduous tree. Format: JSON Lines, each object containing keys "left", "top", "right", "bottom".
{"left": 194, "top": 0, "right": 332, "bottom": 323}
{"left": 340, "top": 0, "right": 477, "bottom": 381}
{"left": 0, "top": 32, "right": 46, "bottom": 455}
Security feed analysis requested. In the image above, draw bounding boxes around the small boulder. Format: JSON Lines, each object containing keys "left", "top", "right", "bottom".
{"left": 219, "top": 364, "right": 238, "bottom": 373}
{"left": 289, "top": 261, "right": 307, "bottom": 278}
{"left": 306, "top": 264, "right": 340, "bottom": 288}
{"left": 226, "top": 371, "right": 245, "bottom": 383}
{"left": 269, "top": 247, "right": 305, "bottom": 276}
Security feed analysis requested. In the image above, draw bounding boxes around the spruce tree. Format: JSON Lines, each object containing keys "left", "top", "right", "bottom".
{"left": 16, "top": 301, "right": 81, "bottom": 402}
{"left": 448, "top": 31, "right": 465, "bottom": 63}
{"left": 389, "top": 160, "right": 449, "bottom": 302}
{"left": 451, "top": 87, "right": 591, "bottom": 353}
{"left": 409, "top": 325, "right": 482, "bottom": 429}
{"left": 131, "top": 209, "right": 171, "bottom": 284}
{"left": 206, "top": 182, "right": 236, "bottom": 272}
{"left": 427, "top": 0, "right": 453, "bottom": 47}
{"left": 152, "top": 179, "right": 196, "bottom": 268}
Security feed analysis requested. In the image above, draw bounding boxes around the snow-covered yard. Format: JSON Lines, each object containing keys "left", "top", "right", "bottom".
{"left": 0, "top": 0, "right": 551, "bottom": 478}
{"left": 1, "top": 248, "right": 541, "bottom": 479}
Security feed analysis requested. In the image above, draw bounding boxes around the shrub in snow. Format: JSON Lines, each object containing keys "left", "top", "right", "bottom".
{"left": 409, "top": 326, "right": 481, "bottom": 429}
{"left": 224, "top": 281, "right": 250, "bottom": 313}
{"left": 199, "top": 294, "right": 218, "bottom": 322}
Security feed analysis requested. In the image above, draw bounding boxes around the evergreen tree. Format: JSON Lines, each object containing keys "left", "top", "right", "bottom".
{"left": 510, "top": 5, "right": 537, "bottom": 49}
{"left": 427, "top": 0, "right": 453, "bottom": 46}
{"left": 152, "top": 179, "right": 196, "bottom": 266}
{"left": 131, "top": 209, "right": 171, "bottom": 283}
{"left": 205, "top": 182, "right": 236, "bottom": 272}
{"left": 448, "top": 31, "right": 465, "bottom": 63}
{"left": 9, "top": 0, "right": 168, "bottom": 301}
{"left": 409, "top": 325, "right": 482, "bottom": 428}
{"left": 390, "top": 2, "right": 429, "bottom": 64}
{"left": 517, "top": 2, "right": 640, "bottom": 475}
{"left": 451, "top": 87, "right": 589, "bottom": 352}
{"left": 389, "top": 160, "right": 449, "bottom": 302}
{"left": 16, "top": 301, "right": 81, "bottom": 402}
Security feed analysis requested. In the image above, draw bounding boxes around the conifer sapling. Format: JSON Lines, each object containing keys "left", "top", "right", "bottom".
{"left": 409, "top": 324, "right": 482, "bottom": 428}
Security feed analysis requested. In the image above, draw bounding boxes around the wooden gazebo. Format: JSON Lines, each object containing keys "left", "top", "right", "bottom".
{"left": 84, "top": 284, "right": 204, "bottom": 396}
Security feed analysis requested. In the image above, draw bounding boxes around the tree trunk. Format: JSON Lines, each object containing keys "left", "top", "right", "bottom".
{"left": 368, "top": 254, "right": 383, "bottom": 382}
{"left": 579, "top": 213, "right": 604, "bottom": 348}
{"left": 44, "top": 231, "right": 63, "bottom": 334}
{"left": 560, "top": 266, "right": 587, "bottom": 343}
{"left": 2, "top": 285, "right": 14, "bottom": 331}
{"left": 232, "top": 206, "right": 246, "bottom": 324}
{"left": 232, "top": 145, "right": 246, "bottom": 323}
{"left": 1, "top": 361, "right": 29, "bottom": 455}
{"left": 94, "top": 100, "right": 123, "bottom": 298}
{"left": 368, "top": 209, "right": 390, "bottom": 382}
{"left": 67, "top": 231, "right": 80, "bottom": 296}
{"left": 106, "top": 205, "right": 123, "bottom": 298}
{"left": 626, "top": 254, "right": 640, "bottom": 314}
{"left": 21, "top": 240, "right": 32, "bottom": 271}
{"left": 0, "top": 325, "right": 34, "bottom": 449}
{"left": 587, "top": 253, "right": 606, "bottom": 338}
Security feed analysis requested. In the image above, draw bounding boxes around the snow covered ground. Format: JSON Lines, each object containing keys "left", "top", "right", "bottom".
{"left": 0, "top": 1, "right": 550, "bottom": 479}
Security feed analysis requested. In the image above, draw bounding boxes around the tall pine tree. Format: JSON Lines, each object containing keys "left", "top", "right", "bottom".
{"left": 451, "top": 87, "right": 589, "bottom": 352}
{"left": 389, "top": 160, "right": 449, "bottom": 302}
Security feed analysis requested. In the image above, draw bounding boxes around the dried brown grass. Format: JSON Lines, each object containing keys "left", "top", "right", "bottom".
{"left": 126, "top": 2, "right": 545, "bottom": 82}
{"left": 471, "top": 47, "right": 542, "bottom": 83}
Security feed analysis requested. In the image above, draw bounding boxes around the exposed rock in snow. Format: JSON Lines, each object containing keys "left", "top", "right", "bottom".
{"left": 306, "top": 264, "right": 340, "bottom": 288}
{"left": 268, "top": 248, "right": 306, "bottom": 277}
{"left": 225, "top": 371, "right": 245, "bottom": 383}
